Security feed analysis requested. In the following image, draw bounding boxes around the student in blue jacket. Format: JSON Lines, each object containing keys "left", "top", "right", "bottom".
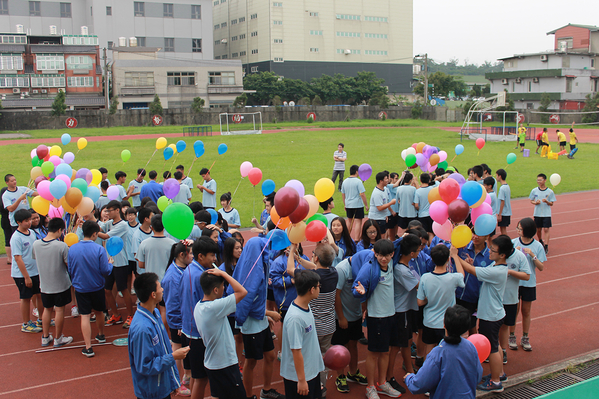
{"left": 128, "top": 272, "right": 190, "bottom": 399}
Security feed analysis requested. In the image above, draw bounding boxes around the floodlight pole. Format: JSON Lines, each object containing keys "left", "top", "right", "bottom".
{"left": 415, "top": 53, "right": 428, "bottom": 103}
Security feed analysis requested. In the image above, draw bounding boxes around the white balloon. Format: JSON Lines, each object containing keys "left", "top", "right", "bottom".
{"left": 406, "top": 147, "right": 416, "bottom": 156}
{"left": 401, "top": 149, "right": 407, "bottom": 160}
{"left": 550, "top": 173, "right": 561, "bottom": 187}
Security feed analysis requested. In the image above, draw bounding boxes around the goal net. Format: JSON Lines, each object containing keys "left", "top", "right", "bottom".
{"left": 219, "top": 112, "right": 263, "bottom": 135}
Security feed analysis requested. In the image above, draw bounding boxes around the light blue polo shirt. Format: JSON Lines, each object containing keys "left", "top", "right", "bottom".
{"left": 417, "top": 272, "right": 464, "bottom": 329}
{"left": 2, "top": 187, "right": 35, "bottom": 227}
{"left": 512, "top": 238, "right": 546, "bottom": 288}
{"left": 127, "top": 179, "right": 147, "bottom": 207}
{"left": 219, "top": 208, "right": 241, "bottom": 227}
{"left": 202, "top": 179, "right": 217, "bottom": 208}
{"left": 335, "top": 259, "right": 363, "bottom": 322}
{"left": 397, "top": 185, "right": 417, "bottom": 218}
{"left": 414, "top": 185, "right": 434, "bottom": 217}
{"left": 387, "top": 184, "right": 399, "bottom": 213}
{"left": 341, "top": 177, "right": 365, "bottom": 209}
{"left": 116, "top": 184, "right": 127, "bottom": 201}
{"left": 10, "top": 229, "right": 38, "bottom": 278}
{"left": 368, "top": 187, "right": 390, "bottom": 221}
{"left": 393, "top": 263, "right": 420, "bottom": 312}
{"left": 476, "top": 263, "right": 508, "bottom": 322}
{"left": 488, "top": 192, "right": 498, "bottom": 216}
{"left": 195, "top": 295, "right": 238, "bottom": 370}
{"left": 367, "top": 265, "right": 395, "bottom": 317}
{"left": 529, "top": 187, "right": 556, "bottom": 217}
{"left": 497, "top": 184, "right": 512, "bottom": 216}
{"left": 106, "top": 220, "right": 129, "bottom": 267}
{"left": 504, "top": 250, "right": 530, "bottom": 305}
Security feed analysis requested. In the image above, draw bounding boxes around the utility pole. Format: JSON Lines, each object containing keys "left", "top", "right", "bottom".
{"left": 103, "top": 47, "right": 109, "bottom": 113}
{"left": 424, "top": 53, "right": 428, "bottom": 104}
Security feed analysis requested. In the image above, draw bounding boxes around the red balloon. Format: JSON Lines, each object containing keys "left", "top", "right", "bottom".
{"left": 305, "top": 220, "right": 327, "bottom": 242}
{"left": 34, "top": 175, "right": 47, "bottom": 188}
{"left": 467, "top": 333, "right": 491, "bottom": 363}
{"left": 275, "top": 187, "right": 300, "bottom": 218}
{"left": 323, "top": 345, "right": 351, "bottom": 370}
{"left": 439, "top": 178, "right": 460, "bottom": 204}
{"left": 288, "top": 197, "right": 309, "bottom": 224}
{"left": 247, "top": 167, "right": 262, "bottom": 186}
{"left": 36, "top": 145, "right": 48, "bottom": 160}
{"left": 447, "top": 199, "right": 470, "bottom": 223}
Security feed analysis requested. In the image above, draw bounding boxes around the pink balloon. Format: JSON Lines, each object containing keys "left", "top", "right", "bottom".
{"left": 240, "top": 161, "right": 253, "bottom": 178}
{"left": 55, "top": 174, "right": 72, "bottom": 189}
{"left": 432, "top": 220, "right": 453, "bottom": 241}
{"left": 37, "top": 180, "right": 54, "bottom": 201}
{"left": 471, "top": 202, "right": 492, "bottom": 225}
{"left": 30, "top": 148, "right": 36, "bottom": 159}
{"left": 438, "top": 150, "right": 448, "bottom": 162}
{"left": 430, "top": 201, "right": 449, "bottom": 225}
{"left": 484, "top": 194, "right": 492, "bottom": 205}
{"left": 48, "top": 205, "right": 64, "bottom": 219}
{"left": 427, "top": 163, "right": 436, "bottom": 172}
{"left": 49, "top": 155, "right": 61, "bottom": 166}
{"left": 285, "top": 179, "right": 305, "bottom": 198}
{"left": 106, "top": 185, "right": 120, "bottom": 200}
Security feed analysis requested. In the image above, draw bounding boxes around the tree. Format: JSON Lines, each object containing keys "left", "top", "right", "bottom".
{"left": 538, "top": 93, "right": 552, "bottom": 123}
{"left": 109, "top": 95, "right": 119, "bottom": 114}
{"left": 192, "top": 97, "right": 205, "bottom": 113}
{"left": 299, "top": 97, "right": 311, "bottom": 106}
{"left": 411, "top": 101, "right": 423, "bottom": 119}
{"left": 243, "top": 72, "right": 280, "bottom": 105}
{"left": 233, "top": 93, "right": 247, "bottom": 108}
{"left": 482, "top": 84, "right": 491, "bottom": 95}
{"left": 149, "top": 94, "right": 163, "bottom": 116}
{"left": 469, "top": 84, "right": 482, "bottom": 98}
{"left": 582, "top": 92, "right": 599, "bottom": 124}
{"left": 413, "top": 72, "right": 467, "bottom": 98}
{"left": 312, "top": 95, "right": 322, "bottom": 106}
{"left": 51, "top": 90, "right": 67, "bottom": 116}
{"left": 369, "top": 92, "right": 390, "bottom": 109}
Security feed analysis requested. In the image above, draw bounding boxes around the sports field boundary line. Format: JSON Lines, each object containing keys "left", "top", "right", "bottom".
{"left": 546, "top": 247, "right": 599, "bottom": 259}
{"left": 537, "top": 270, "right": 599, "bottom": 286}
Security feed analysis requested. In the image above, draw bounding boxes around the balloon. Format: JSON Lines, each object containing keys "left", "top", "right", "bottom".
{"left": 268, "top": 229, "right": 291, "bottom": 251}
{"left": 285, "top": 180, "right": 305, "bottom": 198}
{"left": 54, "top": 174, "right": 71, "bottom": 189}
{"left": 41, "top": 161, "right": 54, "bottom": 177}
{"left": 163, "top": 178, "right": 181, "bottom": 199}
{"left": 49, "top": 145, "right": 62, "bottom": 157}
{"left": 416, "top": 142, "right": 426, "bottom": 153}
{"left": 261, "top": 179, "right": 276, "bottom": 196}
{"left": 550, "top": 173, "right": 561, "bottom": 187}
{"left": 77, "top": 138, "right": 87, "bottom": 150}
{"left": 358, "top": 164, "right": 372, "bottom": 182}
{"left": 176, "top": 140, "right": 186, "bottom": 153}
{"left": 461, "top": 181, "right": 483, "bottom": 207}
{"left": 474, "top": 214, "right": 497, "bottom": 236}
{"left": 248, "top": 167, "right": 263, "bottom": 186}
{"left": 438, "top": 150, "right": 448, "bottom": 162}
{"left": 32, "top": 196, "right": 50, "bottom": 216}
{"left": 76, "top": 197, "right": 94, "bottom": 217}
{"left": 415, "top": 153, "right": 427, "bottom": 167}
{"left": 423, "top": 145, "right": 432, "bottom": 158}
{"left": 428, "top": 187, "right": 442, "bottom": 204}
{"left": 288, "top": 198, "right": 310, "bottom": 224}
{"left": 55, "top": 163, "right": 72, "bottom": 177}
{"left": 89, "top": 169, "right": 101, "bottom": 186}
{"left": 218, "top": 143, "right": 228, "bottom": 155}
{"left": 475, "top": 138, "right": 485, "bottom": 150}
{"left": 429, "top": 153, "right": 440, "bottom": 166}
{"left": 106, "top": 185, "right": 120, "bottom": 200}
{"left": 455, "top": 144, "right": 464, "bottom": 155}
{"left": 447, "top": 173, "right": 466, "bottom": 186}
{"left": 287, "top": 222, "right": 307, "bottom": 244}
{"left": 31, "top": 156, "right": 41, "bottom": 167}
{"left": 314, "top": 178, "right": 335, "bottom": 202}
{"left": 429, "top": 201, "right": 449, "bottom": 224}
{"left": 506, "top": 153, "right": 517, "bottom": 165}
{"left": 65, "top": 187, "right": 83, "bottom": 208}
{"left": 305, "top": 220, "right": 327, "bottom": 242}
{"left": 38, "top": 181, "right": 54, "bottom": 201}
{"left": 207, "top": 208, "right": 218, "bottom": 225}
{"left": 30, "top": 167, "right": 43, "bottom": 180}
{"left": 85, "top": 185, "right": 101, "bottom": 203}
{"left": 64, "top": 233, "right": 79, "bottom": 247}
{"left": 240, "top": 161, "right": 253, "bottom": 178}
{"left": 36, "top": 145, "right": 49, "bottom": 159}
{"left": 61, "top": 133, "right": 71, "bottom": 145}
{"left": 156, "top": 137, "right": 167, "bottom": 150}
{"left": 270, "top": 207, "right": 291, "bottom": 230}
{"left": 470, "top": 188, "right": 487, "bottom": 209}
{"left": 106, "top": 236, "right": 124, "bottom": 257}
{"left": 48, "top": 205, "right": 64, "bottom": 219}
{"left": 31, "top": 148, "right": 37, "bottom": 159}
{"left": 275, "top": 187, "right": 300, "bottom": 218}
{"left": 448, "top": 199, "right": 470, "bottom": 223}
{"left": 34, "top": 175, "right": 47, "bottom": 188}
{"left": 304, "top": 195, "right": 319, "bottom": 219}
{"left": 451, "top": 225, "right": 472, "bottom": 248}
{"left": 72, "top": 178, "right": 88, "bottom": 196}
{"left": 76, "top": 168, "right": 92, "bottom": 184}
{"left": 438, "top": 161, "right": 449, "bottom": 171}
{"left": 157, "top": 196, "right": 172, "bottom": 212}
{"left": 306, "top": 213, "right": 328, "bottom": 227}
{"left": 121, "top": 149, "right": 131, "bottom": 162}
{"left": 401, "top": 149, "right": 407, "bottom": 160}
{"left": 193, "top": 140, "right": 205, "bottom": 157}
{"left": 484, "top": 193, "right": 492, "bottom": 205}
{"left": 168, "top": 143, "right": 177, "bottom": 154}
{"left": 163, "top": 147, "right": 174, "bottom": 161}
{"left": 468, "top": 334, "right": 491, "bottom": 363}
{"left": 406, "top": 147, "right": 416, "bottom": 156}
{"left": 49, "top": 179, "right": 68, "bottom": 199}
{"left": 324, "top": 345, "right": 351, "bottom": 370}
{"left": 60, "top": 197, "right": 77, "bottom": 214}
{"left": 405, "top": 154, "right": 417, "bottom": 168}
{"left": 63, "top": 152, "right": 75, "bottom": 164}
{"left": 471, "top": 203, "right": 492, "bottom": 225}
{"left": 48, "top": 155, "right": 61, "bottom": 167}
{"left": 439, "top": 178, "right": 460, "bottom": 204}
{"left": 163, "top": 202, "right": 194, "bottom": 239}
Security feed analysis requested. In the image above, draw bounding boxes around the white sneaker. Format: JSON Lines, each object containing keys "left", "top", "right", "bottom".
{"left": 41, "top": 334, "right": 54, "bottom": 347}
{"left": 54, "top": 335, "right": 74, "bottom": 348}
{"left": 376, "top": 382, "right": 401, "bottom": 397}
{"left": 32, "top": 308, "right": 39, "bottom": 318}
{"left": 131, "top": 288, "right": 136, "bottom": 295}
{"left": 366, "top": 385, "right": 381, "bottom": 399}
{"left": 71, "top": 306, "right": 79, "bottom": 318}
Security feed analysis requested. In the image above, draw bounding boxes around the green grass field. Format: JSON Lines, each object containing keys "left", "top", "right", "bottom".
{"left": 0, "top": 124, "right": 595, "bottom": 254}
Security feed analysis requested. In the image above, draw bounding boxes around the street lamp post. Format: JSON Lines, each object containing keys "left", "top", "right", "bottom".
{"left": 415, "top": 53, "right": 428, "bottom": 104}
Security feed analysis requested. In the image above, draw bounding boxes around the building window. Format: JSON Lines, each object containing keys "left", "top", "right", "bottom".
{"left": 364, "top": 50, "right": 388, "bottom": 55}
{"left": 273, "top": 2, "right": 282, "bottom": 6}
{"left": 251, "top": 49, "right": 258, "bottom": 54}
{"left": 251, "top": 66, "right": 258, "bottom": 72}
{"left": 250, "top": 13, "right": 257, "bottom": 19}
{"left": 274, "top": 39, "right": 283, "bottom": 43}
{"left": 336, "top": 32, "right": 360, "bottom": 38}
{"left": 134, "top": 2, "right": 144, "bottom": 16}
{"left": 336, "top": 14, "right": 360, "bottom": 20}
{"left": 309, "top": 48, "right": 319, "bottom": 52}
{"left": 221, "top": 0, "right": 226, "bottom": 3}
{"left": 273, "top": 20, "right": 282, "bottom": 25}
{"left": 108, "top": 41, "right": 113, "bottom": 49}
{"left": 231, "top": 36, "right": 238, "bottom": 41}
{"left": 365, "top": 33, "right": 388, "bottom": 39}
{"left": 29, "top": 1, "right": 41, "bottom": 16}
{"left": 239, "top": 34, "right": 246, "bottom": 39}
{"left": 232, "top": 52, "right": 238, "bottom": 57}
{"left": 310, "top": 30, "right": 323, "bottom": 35}
{"left": 66, "top": 56, "right": 93, "bottom": 70}
{"left": 274, "top": 57, "right": 283, "bottom": 62}
{"left": 309, "top": 12, "right": 318, "bottom": 17}
{"left": 209, "top": 71, "right": 235, "bottom": 85}
{"left": 222, "top": 55, "right": 228, "bottom": 59}
{"left": 365, "top": 16, "right": 387, "bottom": 22}
{"left": 240, "top": 51, "right": 246, "bottom": 56}
{"left": 221, "top": 22, "right": 227, "bottom": 28}
{"left": 251, "top": 31, "right": 258, "bottom": 37}
{"left": 192, "top": 39, "right": 202, "bottom": 52}
{"left": 67, "top": 76, "right": 94, "bottom": 87}
{"left": 337, "top": 48, "right": 360, "bottom": 54}
{"left": 191, "top": 5, "right": 201, "bottom": 19}
{"left": 31, "top": 75, "right": 65, "bottom": 87}
{"left": 231, "top": 19, "right": 237, "bottom": 25}
{"left": 136, "top": 37, "right": 146, "bottom": 46}
{"left": 60, "top": 2, "right": 71, "bottom": 17}
{"left": 164, "top": 38, "right": 174, "bottom": 52}
{"left": 215, "top": 56, "right": 221, "bottom": 59}
{"left": 163, "top": 3, "right": 173, "bottom": 17}
{"left": 106, "top": 6, "right": 112, "bottom": 15}
{"left": 566, "top": 78, "right": 572, "bottom": 93}
{"left": 239, "top": 16, "right": 245, "bottom": 22}
{"left": 557, "top": 37, "right": 574, "bottom": 49}
{"left": 0, "top": 0, "right": 8, "bottom": 15}
{"left": 528, "top": 81, "right": 532, "bottom": 92}
{"left": 591, "top": 58, "right": 595, "bottom": 69}
{"left": 214, "top": 24, "right": 220, "bottom": 30}
{"left": 1, "top": 35, "right": 27, "bottom": 44}
{"left": 36, "top": 55, "right": 65, "bottom": 71}
{"left": 167, "top": 72, "right": 195, "bottom": 86}
{"left": 214, "top": 40, "right": 220, "bottom": 45}
{"left": 0, "top": 76, "right": 29, "bottom": 87}
{"left": 213, "top": 0, "right": 218, "bottom": 5}
{"left": 0, "top": 55, "right": 24, "bottom": 70}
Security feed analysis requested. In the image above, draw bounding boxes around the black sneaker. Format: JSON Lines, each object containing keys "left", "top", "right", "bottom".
{"left": 544, "top": 245, "right": 548, "bottom": 255}
{"left": 387, "top": 377, "right": 407, "bottom": 394}
{"left": 503, "top": 350, "right": 508, "bottom": 364}
{"left": 335, "top": 375, "right": 350, "bottom": 393}
{"left": 358, "top": 337, "right": 368, "bottom": 345}
{"left": 82, "top": 347, "right": 95, "bottom": 357}
{"left": 260, "top": 388, "right": 285, "bottom": 399}
{"left": 96, "top": 334, "right": 106, "bottom": 343}
{"left": 346, "top": 369, "right": 368, "bottom": 385}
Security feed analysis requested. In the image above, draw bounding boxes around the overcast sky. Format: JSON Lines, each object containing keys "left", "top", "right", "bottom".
{"left": 413, "top": 0, "right": 598, "bottom": 65}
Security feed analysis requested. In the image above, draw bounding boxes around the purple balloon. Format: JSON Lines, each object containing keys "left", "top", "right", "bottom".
{"left": 106, "top": 185, "right": 120, "bottom": 200}
{"left": 284, "top": 179, "right": 305, "bottom": 198}
{"left": 415, "top": 153, "right": 427, "bottom": 167}
{"left": 358, "top": 163, "right": 372, "bottom": 182}
{"left": 163, "top": 178, "right": 181, "bottom": 199}
{"left": 63, "top": 152, "right": 75, "bottom": 164}
{"left": 448, "top": 173, "right": 466, "bottom": 186}
{"left": 76, "top": 168, "right": 92, "bottom": 184}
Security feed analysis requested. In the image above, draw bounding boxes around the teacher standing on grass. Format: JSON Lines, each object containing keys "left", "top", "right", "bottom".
{"left": 332, "top": 143, "right": 347, "bottom": 191}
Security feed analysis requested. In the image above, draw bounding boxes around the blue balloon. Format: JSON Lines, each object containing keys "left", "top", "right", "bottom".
{"left": 194, "top": 141, "right": 205, "bottom": 158}
{"left": 85, "top": 185, "right": 101, "bottom": 203}
{"left": 176, "top": 140, "right": 187, "bottom": 153}
{"left": 163, "top": 147, "right": 174, "bottom": 161}
{"left": 455, "top": 144, "right": 464, "bottom": 155}
{"left": 61, "top": 133, "right": 71, "bottom": 146}
{"left": 55, "top": 163, "right": 72, "bottom": 177}
{"left": 207, "top": 208, "right": 218, "bottom": 225}
{"left": 460, "top": 181, "right": 483, "bottom": 206}
{"left": 49, "top": 179, "right": 67, "bottom": 199}
{"left": 474, "top": 214, "right": 497, "bottom": 236}
{"left": 106, "top": 236, "right": 124, "bottom": 257}
{"left": 218, "top": 143, "right": 228, "bottom": 155}
{"left": 261, "top": 179, "right": 276, "bottom": 196}
{"left": 267, "top": 229, "right": 291, "bottom": 251}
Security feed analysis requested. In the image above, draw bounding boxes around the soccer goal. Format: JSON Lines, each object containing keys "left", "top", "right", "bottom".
{"left": 219, "top": 112, "right": 263, "bottom": 135}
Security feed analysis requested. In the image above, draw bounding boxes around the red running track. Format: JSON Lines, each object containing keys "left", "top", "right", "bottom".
{"left": 0, "top": 190, "right": 597, "bottom": 398}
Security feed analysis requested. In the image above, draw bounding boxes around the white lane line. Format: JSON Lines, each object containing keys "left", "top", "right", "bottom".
{"left": 538, "top": 270, "right": 599, "bottom": 286}
{"left": 0, "top": 301, "right": 19, "bottom": 306}
{"left": 547, "top": 247, "right": 599, "bottom": 259}
{"left": 527, "top": 301, "right": 599, "bottom": 323}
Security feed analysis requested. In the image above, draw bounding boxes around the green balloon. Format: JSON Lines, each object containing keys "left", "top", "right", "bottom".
{"left": 438, "top": 161, "right": 448, "bottom": 170}
{"left": 163, "top": 202, "right": 194, "bottom": 240}
{"left": 306, "top": 213, "right": 328, "bottom": 227}
{"left": 41, "top": 161, "right": 54, "bottom": 176}
{"left": 405, "top": 154, "right": 417, "bottom": 168}
{"left": 121, "top": 149, "right": 131, "bottom": 162}
{"left": 72, "top": 178, "right": 88, "bottom": 196}
{"left": 506, "top": 153, "right": 517, "bottom": 165}
{"left": 32, "top": 156, "right": 40, "bottom": 167}
{"left": 157, "top": 196, "right": 172, "bottom": 212}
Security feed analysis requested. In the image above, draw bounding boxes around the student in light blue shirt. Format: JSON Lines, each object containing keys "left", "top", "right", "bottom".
{"left": 413, "top": 173, "right": 435, "bottom": 241}
{"left": 529, "top": 173, "right": 556, "bottom": 254}
{"left": 2, "top": 174, "right": 37, "bottom": 228}
{"left": 319, "top": 197, "right": 339, "bottom": 228}
{"left": 368, "top": 171, "right": 396, "bottom": 236}
{"left": 198, "top": 168, "right": 217, "bottom": 209}
{"left": 114, "top": 171, "right": 129, "bottom": 202}
{"left": 483, "top": 177, "right": 498, "bottom": 217}
{"left": 126, "top": 169, "right": 147, "bottom": 208}
{"left": 218, "top": 192, "right": 241, "bottom": 228}
{"left": 496, "top": 169, "right": 511, "bottom": 236}
{"left": 396, "top": 171, "right": 418, "bottom": 232}
{"left": 341, "top": 165, "right": 369, "bottom": 241}
{"left": 172, "top": 171, "right": 192, "bottom": 205}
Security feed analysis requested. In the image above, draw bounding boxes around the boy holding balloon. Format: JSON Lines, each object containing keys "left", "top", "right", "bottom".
{"left": 197, "top": 168, "right": 216, "bottom": 209}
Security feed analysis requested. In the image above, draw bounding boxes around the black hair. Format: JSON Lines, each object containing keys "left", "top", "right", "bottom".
{"left": 492, "top": 235, "right": 514, "bottom": 258}
{"left": 47, "top": 217, "right": 66, "bottom": 233}
{"left": 430, "top": 244, "right": 450, "bottom": 266}
{"left": 150, "top": 214, "right": 164, "bottom": 232}
{"left": 217, "top": 213, "right": 229, "bottom": 232}
{"left": 472, "top": 165, "right": 483, "bottom": 178}
{"left": 420, "top": 173, "right": 431, "bottom": 184}
{"left": 176, "top": 164, "right": 185, "bottom": 170}
{"left": 98, "top": 167, "right": 108, "bottom": 174}
{"left": 496, "top": 168, "right": 507, "bottom": 180}
{"left": 390, "top": 172, "right": 399, "bottom": 179}
{"left": 134, "top": 272, "right": 159, "bottom": 303}
{"left": 483, "top": 177, "right": 495, "bottom": 187}
{"left": 319, "top": 197, "right": 333, "bottom": 211}
{"left": 137, "top": 168, "right": 147, "bottom": 177}
{"left": 82, "top": 220, "right": 100, "bottom": 237}
{"left": 443, "top": 305, "right": 471, "bottom": 344}
{"left": 138, "top": 207, "right": 153, "bottom": 223}
{"left": 373, "top": 239, "right": 394, "bottom": 256}
{"left": 294, "top": 269, "right": 321, "bottom": 296}
{"left": 350, "top": 164, "right": 359, "bottom": 175}
{"left": 106, "top": 200, "right": 124, "bottom": 219}
{"left": 200, "top": 271, "right": 225, "bottom": 295}
{"left": 121, "top": 200, "right": 131, "bottom": 208}
{"left": 189, "top": 201, "right": 204, "bottom": 214}
{"left": 163, "top": 171, "right": 171, "bottom": 179}
{"left": 518, "top": 217, "right": 537, "bottom": 239}
{"left": 14, "top": 209, "right": 32, "bottom": 224}
{"left": 4, "top": 174, "right": 13, "bottom": 182}
{"left": 195, "top": 210, "right": 211, "bottom": 224}
{"left": 174, "top": 171, "right": 183, "bottom": 180}
{"left": 329, "top": 217, "right": 355, "bottom": 257}
{"left": 264, "top": 192, "right": 276, "bottom": 206}
{"left": 543, "top": 127, "right": 547, "bottom": 132}
{"left": 569, "top": 128, "right": 574, "bottom": 132}
{"left": 100, "top": 180, "right": 109, "bottom": 191}
{"left": 375, "top": 171, "right": 386, "bottom": 184}
{"left": 266, "top": 219, "right": 276, "bottom": 231}
{"left": 480, "top": 163, "right": 491, "bottom": 175}
{"left": 125, "top": 207, "right": 137, "bottom": 216}
{"left": 223, "top": 237, "right": 241, "bottom": 276}
{"left": 231, "top": 231, "right": 244, "bottom": 247}
{"left": 202, "top": 227, "right": 218, "bottom": 239}
{"left": 115, "top": 171, "right": 127, "bottom": 180}
{"left": 167, "top": 242, "right": 191, "bottom": 268}
{"left": 314, "top": 243, "right": 335, "bottom": 268}
{"left": 338, "top": 143, "right": 344, "bottom": 148}
{"left": 220, "top": 192, "right": 232, "bottom": 203}
{"left": 140, "top": 197, "right": 152, "bottom": 208}
{"left": 434, "top": 167, "right": 445, "bottom": 176}
{"left": 537, "top": 173, "right": 547, "bottom": 180}
{"left": 360, "top": 220, "right": 381, "bottom": 248}
{"left": 407, "top": 219, "right": 423, "bottom": 229}
{"left": 399, "top": 234, "right": 421, "bottom": 256}
{"left": 401, "top": 171, "right": 413, "bottom": 185}
{"left": 192, "top": 236, "right": 219, "bottom": 260}
{"left": 149, "top": 170, "right": 158, "bottom": 180}
{"left": 406, "top": 226, "right": 428, "bottom": 240}
{"left": 199, "top": 168, "right": 209, "bottom": 176}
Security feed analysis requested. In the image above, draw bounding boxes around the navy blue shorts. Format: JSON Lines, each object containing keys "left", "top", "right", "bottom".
{"left": 534, "top": 217, "right": 552, "bottom": 228}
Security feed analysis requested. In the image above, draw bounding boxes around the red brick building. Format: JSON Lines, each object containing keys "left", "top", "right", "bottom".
{"left": 547, "top": 24, "right": 599, "bottom": 53}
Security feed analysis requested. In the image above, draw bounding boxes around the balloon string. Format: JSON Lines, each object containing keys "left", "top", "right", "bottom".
{"left": 253, "top": 185, "right": 256, "bottom": 219}
{"left": 169, "top": 153, "right": 179, "bottom": 173}
{"left": 161, "top": 159, "right": 168, "bottom": 181}
{"left": 240, "top": 219, "right": 280, "bottom": 287}
{"left": 139, "top": 149, "right": 158, "bottom": 179}
{"left": 187, "top": 157, "right": 198, "bottom": 177}
{"left": 208, "top": 160, "right": 217, "bottom": 174}
{"left": 230, "top": 177, "right": 244, "bottom": 205}
{"left": 450, "top": 155, "right": 457, "bottom": 163}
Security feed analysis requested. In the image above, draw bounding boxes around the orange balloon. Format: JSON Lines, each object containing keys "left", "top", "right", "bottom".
{"left": 427, "top": 186, "right": 442, "bottom": 204}
{"left": 65, "top": 187, "right": 83, "bottom": 208}
{"left": 429, "top": 154, "right": 440, "bottom": 166}
{"left": 270, "top": 207, "right": 291, "bottom": 229}
{"left": 71, "top": 169, "right": 77, "bottom": 182}
{"left": 51, "top": 198, "right": 61, "bottom": 208}
{"left": 64, "top": 233, "right": 79, "bottom": 247}
{"left": 287, "top": 222, "right": 306, "bottom": 244}
{"left": 77, "top": 197, "right": 94, "bottom": 217}
{"left": 60, "top": 197, "right": 77, "bottom": 214}
{"left": 416, "top": 142, "right": 426, "bottom": 154}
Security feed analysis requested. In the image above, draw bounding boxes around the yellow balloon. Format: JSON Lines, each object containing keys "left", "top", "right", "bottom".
{"left": 314, "top": 178, "right": 335, "bottom": 202}
{"left": 30, "top": 166, "right": 43, "bottom": 180}
{"left": 304, "top": 195, "right": 319, "bottom": 219}
{"left": 168, "top": 143, "right": 178, "bottom": 154}
{"left": 470, "top": 188, "right": 487, "bottom": 209}
{"left": 77, "top": 138, "right": 88, "bottom": 150}
{"left": 60, "top": 197, "right": 77, "bottom": 214}
{"left": 156, "top": 137, "right": 167, "bottom": 150}
{"left": 90, "top": 169, "right": 102, "bottom": 186}
{"left": 49, "top": 145, "right": 62, "bottom": 157}
{"left": 451, "top": 225, "right": 473, "bottom": 248}
{"left": 64, "top": 233, "right": 79, "bottom": 247}
{"left": 32, "top": 196, "right": 50, "bottom": 216}
{"left": 287, "top": 222, "right": 307, "bottom": 244}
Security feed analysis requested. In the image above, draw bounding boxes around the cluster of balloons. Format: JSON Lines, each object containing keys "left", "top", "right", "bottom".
{"left": 240, "top": 161, "right": 263, "bottom": 187}
{"left": 401, "top": 142, "right": 450, "bottom": 173}
{"left": 428, "top": 176, "right": 497, "bottom": 248}
{"left": 162, "top": 140, "right": 188, "bottom": 160}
